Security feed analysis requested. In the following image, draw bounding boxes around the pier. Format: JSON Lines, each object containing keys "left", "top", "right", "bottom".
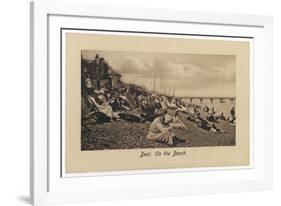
{"left": 182, "top": 97, "right": 236, "bottom": 104}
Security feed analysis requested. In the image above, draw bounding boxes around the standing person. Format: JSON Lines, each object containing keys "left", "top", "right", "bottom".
{"left": 230, "top": 107, "right": 235, "bottom": 117}
{"left": 85, "top": 77, "right": 93, "bottom": 94}
{"left": 229, "top": 107, "right": 236, "bottom": 124}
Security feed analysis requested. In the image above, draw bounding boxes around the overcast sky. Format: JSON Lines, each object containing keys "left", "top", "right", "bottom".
{"left": 82, "top": 50, "right": 236, "bottom": 97}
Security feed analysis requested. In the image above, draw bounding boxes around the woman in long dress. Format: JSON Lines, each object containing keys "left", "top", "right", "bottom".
{"left": 146, "top": 114, "right": 175, "bottom": 146}
{"left": 146, "top": 112, "right": 188, "bottom": 146}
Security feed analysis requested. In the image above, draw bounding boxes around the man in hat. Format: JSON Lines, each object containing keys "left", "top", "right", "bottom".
{"left": 146, "top": 113, "right": 185, "bottom": 146}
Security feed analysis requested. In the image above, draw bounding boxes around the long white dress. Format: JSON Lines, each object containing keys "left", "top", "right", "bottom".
{"left": 146, "top": 117, "right": 174, "bottom": 145}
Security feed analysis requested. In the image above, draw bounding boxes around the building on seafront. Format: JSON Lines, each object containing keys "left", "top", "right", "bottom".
{"left": 81, "top": 54, "right": 121, "bottom": 90}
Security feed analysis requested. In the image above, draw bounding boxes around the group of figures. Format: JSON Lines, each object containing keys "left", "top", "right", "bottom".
{"left": 82, "top": 75, "right": 236, "bottom": 146}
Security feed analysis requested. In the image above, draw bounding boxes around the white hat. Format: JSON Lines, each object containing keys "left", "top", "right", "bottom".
{"left": 164, "top": 114, "right": 173, "bottom": 122}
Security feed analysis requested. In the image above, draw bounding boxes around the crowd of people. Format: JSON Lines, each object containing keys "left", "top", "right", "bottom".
{"left": 82, "top": 78, "right": 236, "bottom": 146}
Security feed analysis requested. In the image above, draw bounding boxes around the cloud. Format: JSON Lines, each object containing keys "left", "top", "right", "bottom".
{"left": 82, "top": 50, "right": 235, "bottom": 96}
{"left": 119, "top": 57, "right": 234, "bottom": 83}
{"left": 118, "top": 56, "right": 235, "bottom": 96}
{"left": 120, "top": 57, "right": 150, "bottom": 75}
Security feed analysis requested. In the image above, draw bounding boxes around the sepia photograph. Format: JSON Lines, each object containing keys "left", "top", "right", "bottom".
{"left": 64, "top": 32, "right": 250, "bottom": 173}
{"left": 80, "top": 50, "right": 236, "bottom": 150}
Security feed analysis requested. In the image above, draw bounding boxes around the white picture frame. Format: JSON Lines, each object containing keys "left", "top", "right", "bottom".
{"left": 30, "top": 0, "right": 273, "bottom": 205}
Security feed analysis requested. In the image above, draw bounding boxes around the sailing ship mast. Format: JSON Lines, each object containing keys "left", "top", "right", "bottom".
{"left": 173, "top": 85, "right": 176, "bottom": 96}
{"left": 153, "top": 72, "right": 156, "bottom": 92}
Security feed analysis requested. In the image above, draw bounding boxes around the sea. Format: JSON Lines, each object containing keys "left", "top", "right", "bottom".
{"left": 182, "top": 98, "right": 235, "bottom": 117}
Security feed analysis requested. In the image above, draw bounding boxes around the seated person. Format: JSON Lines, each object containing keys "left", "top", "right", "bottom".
{"left": 154, "top": 98, "right": 162, "bottom": 109}
{"left": 191, "top": 113, "right": 219, "bottom": 132}
{"left": 193, "top": 107, "right": 200, "bottom": 115}
{"left": 203, "top": 105, "right": 210, "bottom": 113}
{"left": 108, "top": 96, "right": 122, "bottom": 111}
{"left": 228, "top": 115, "right": 236, "bottom": 125}
{"left": 176, "top": 103, "right": 188, "bottom": 114}
{"left": 140, "top": 97, "right": 148, "bottom": 112}
{"left": 119, "top": 98, "right": 131, "bottom": 111}
{"left": 197, "top": 117, "right": 211, "bottom": 131}
{"left": 89, "top": 95, "right": 114, "bottom": 119}
{"left": 207, "top": 113, "right": 215, "bottom": 122}
{"left": 141, "top": 100, "right": 157, "bottom": 122}
{"left": 220, "top": 112, "right": 226, "bottom": 120}
{"left": 160, "top": 99, "right": 168, "bottom": 110}
{"left": 168, "top": 97, "right": 178, "bottom": 110}
{"left": 146, "top": 114, "right": 185, "bottom": 146}
{"left": 170, "top": 111, "right": 188, "bottom": 129}
{"left": 186, "top": 110, "right": 197, "bottom": 122}
{"left": 115, "top": 92, "right": 131, "bottom": 110}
